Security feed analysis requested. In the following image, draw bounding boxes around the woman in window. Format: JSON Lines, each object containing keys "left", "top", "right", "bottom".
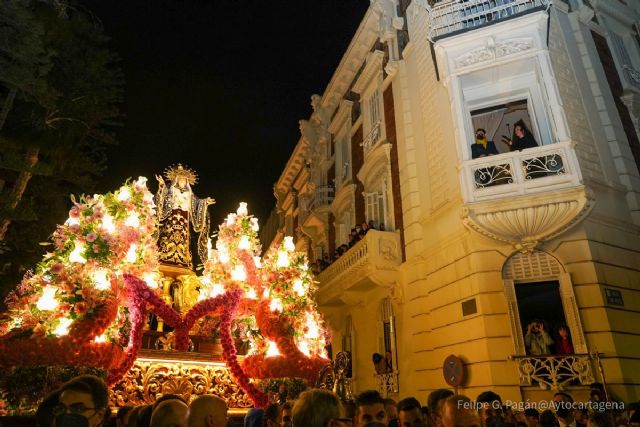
{"left": 502, "top": 120, "right": 538, "bottom": 151}
{"left": 554, "top": 324, "right": 574, "bottom": 355}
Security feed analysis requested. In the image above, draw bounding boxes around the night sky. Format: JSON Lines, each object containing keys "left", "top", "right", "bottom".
{"left": 83, "top": 1, "right": 369, "bottom": 229}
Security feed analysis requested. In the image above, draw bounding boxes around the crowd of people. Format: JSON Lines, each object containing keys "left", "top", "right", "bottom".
{"left": 312, "top": 220, "right": 385, "bottom": 275}
{"left": 31, "top": 373, "right": 640, "bottom": 427}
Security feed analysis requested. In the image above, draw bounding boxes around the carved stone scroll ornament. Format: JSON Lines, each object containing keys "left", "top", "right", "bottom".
{"left": 455, "top": 37, "right": 533, "bottom": 68}
{"left": 462, "top": 188, "right": 594, "bottom": 252}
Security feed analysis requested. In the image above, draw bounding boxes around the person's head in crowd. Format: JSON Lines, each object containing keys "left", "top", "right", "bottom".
{"left": 428, "top": 389, "right": 454, "bottom": 427}
{"left": 136, "top": 405, "right": 152, "bottom": 427}
{"left": 384, "top": 398, "right": 398, "bottom": 421}
{"left": 368, "top": 220, "right": 375, "bottom": 230}
{"left": 151, "top": 399, "right": 188, "bottom": 427}
{"left": 53, "top": 374, "right": 110, "bottom": 427}
{"left": 36, "top": 390, "right": 60, "bottom": 427}
{"left": 379, "top": 224, "right": 386, "bottom": 231}
{"left": 187, "top": 394, "right": 227, "bottom": 427}
{"left": 588, "top": 411, "right": 615, "bottom": 427}
{"left": 153, "top": 394, "right": 187, "bottom": 413}
{"left": 476, "top": 391, "right": 503, "bottom": 427}
{"left": 244, "top": 408, "right": 264, "bottom": 427}
{"left": 354, "top": 390, "right": 387, "bottom": 427}
{"left": 116, "top": 406, "right": 134, "bottom": 427}
{"left": 398, "top": 397, "right": 426, "bottom": 427}
{"left": 524, "top": 408, "right": 540, "bottom": 427}
{"left": 281, "top": 401, "right": 294, "bottom": 427}
{"left": 628, "top": 403, "right": 640, "bottom": 427}
{"left": 263, "top": 403, "right": 281, "bottom": 427}
{"left": 127, "top": 406, "right": 143, "bottom": 427}
{"left": 553, "top": 392, "right": 575, "bottom": 424}
{"left": 539, "top": 410, "right": 559, "bottom": 427}
{"left": 441, "top": 395, "right": 480, "bottom": 427}
{"left": 291, "top": 389, "right": 347, "bottom": 427}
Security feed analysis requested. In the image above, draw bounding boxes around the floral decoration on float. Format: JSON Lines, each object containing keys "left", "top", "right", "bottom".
{"left": 0, "top": 177, "right": 159, "bottom": 374}
{"left": 0, "top": 185, "right": 332, "bottom": 409}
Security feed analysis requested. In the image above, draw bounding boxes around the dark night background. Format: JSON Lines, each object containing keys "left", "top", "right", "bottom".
{"left": 80, "top": 0, "right": 369, "bottom": 229}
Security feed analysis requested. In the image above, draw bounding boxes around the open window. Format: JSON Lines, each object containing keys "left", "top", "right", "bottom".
{"left": 470, "top": 99, "right": 542, "bottom": 158}
{"left": 502, "top": 251, "right": 588, "bottom": 356}
{"left": 515, "top": 280, "right": 572, "bottom": 356}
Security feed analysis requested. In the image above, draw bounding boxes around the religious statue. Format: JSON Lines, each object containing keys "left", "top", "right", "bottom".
{"left": 155, "top": 164, "right": 215, "bottom": 268}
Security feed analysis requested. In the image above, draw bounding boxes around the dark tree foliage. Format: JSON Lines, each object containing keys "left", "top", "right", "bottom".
{"left": 0, "top": 0, "right": 123, "bottom": 302}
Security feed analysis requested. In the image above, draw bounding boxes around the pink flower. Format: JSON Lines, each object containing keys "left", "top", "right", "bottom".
{"left": 93, "top": 244, "right": 100, "bottom": 253}
{"left": 69, "top": 206, "right": 80, "bottom": 218}
{"left": 51, "top": 263, "right": 64, "bottom": 274}
{"left": 86, "top": 232, "right": 97, "bottom": 242}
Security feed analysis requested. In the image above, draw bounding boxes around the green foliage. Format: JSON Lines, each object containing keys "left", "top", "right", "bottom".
{"left": 0, "top": 0, "right": 123, "bottom": 303}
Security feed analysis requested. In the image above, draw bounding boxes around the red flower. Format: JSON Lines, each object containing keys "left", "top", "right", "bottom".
{"left": 75, "top": 302, "right": 88, "bottom": 316}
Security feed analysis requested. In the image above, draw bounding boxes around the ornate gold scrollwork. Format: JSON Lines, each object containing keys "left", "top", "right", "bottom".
{"left": 110, "top": 359, "right": 253, "bottom": 408}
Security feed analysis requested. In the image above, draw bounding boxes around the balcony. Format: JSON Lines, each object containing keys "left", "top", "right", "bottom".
{"left": 460, "top": 142, "right": 594, "bottom": 251}
{"left": 426, "top": 0, "right": 550, "bottom": 41}
{"left": 299, "top": 185, "right": 335, "bottom": 239}
{"left": 462, "top": 141, "right": 582, "bottom": 203}
{"left": 316, "top": 230, "right": 402, "bottom": 306}
{"left": 362, "top": 121, "right": 382, "bottom": 155}
{"left": 375, "top": 370, "right": 399, "bottom": 397}
{"left": 509, "top": 354, "right": 596, "bottom": 390}
{"left": 309, "top": 185, "right": 335, "bottom": 211}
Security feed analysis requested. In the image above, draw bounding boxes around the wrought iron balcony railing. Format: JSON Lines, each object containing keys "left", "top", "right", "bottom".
{"left": 309, "top": 185, "right": 335, "bottom": 211}
{"left": 510, "top": 354, "right": 596, "bottom": 390}
{"left": 426, "top": 0, "right": 551, "bottom": 41}
{"left": 462, "top": 141, "right": 582, "bottom": 203}
{"left": 362, "top": 121, "right": 382, "bottom": 154}
{"left": 375, "top": 370, "right": 399, "bottom": 397}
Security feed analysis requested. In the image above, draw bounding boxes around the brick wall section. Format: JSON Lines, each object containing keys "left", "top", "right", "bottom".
{"left": 383, "top": 85, "right": 406, "bottom": 262}
{"left": 592, "top": 31, "right": 640, "bottom": 172}
{"left": 352, "top": 125, "right": 366, "bottom": 225}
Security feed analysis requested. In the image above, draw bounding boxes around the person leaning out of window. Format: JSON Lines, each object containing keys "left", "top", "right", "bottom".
{"left": 471, "top": 128, "right": 499, "bottom": 159}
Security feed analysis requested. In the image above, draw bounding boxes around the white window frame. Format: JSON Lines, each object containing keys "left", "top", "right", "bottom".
{"left": 462, "top": 71, "right": 555, "bottom": 161}
{"left": 362, "top": 80, "right": 386, "bottom": 152}
{"left": 364, "top": 189, "right": 388, "bottom": 229}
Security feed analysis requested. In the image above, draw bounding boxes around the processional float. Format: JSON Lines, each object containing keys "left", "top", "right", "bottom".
{"left": 0, "top": 165, "right": 331, "bottom": 413}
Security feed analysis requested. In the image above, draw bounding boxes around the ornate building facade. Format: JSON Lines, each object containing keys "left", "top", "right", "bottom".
{"left": 265, "top": 0, "right": 640, "bottom": 402}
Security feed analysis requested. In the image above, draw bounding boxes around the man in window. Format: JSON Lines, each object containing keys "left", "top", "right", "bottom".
{"left": 471, "top": 128, "right": 499, "bottom": 159}
{"left": 525, "top": 319, "right": 554, "bottom": 355}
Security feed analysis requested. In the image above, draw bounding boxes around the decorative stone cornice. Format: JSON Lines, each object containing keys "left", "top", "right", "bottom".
{"left": 454, "top": 37, "right": 533, "bottom": 69}
{"left": 462, "top": 187, "right": 594, "bottom": 252}
{"left": 352, "top": 50, "right": 385, "bottom": 95}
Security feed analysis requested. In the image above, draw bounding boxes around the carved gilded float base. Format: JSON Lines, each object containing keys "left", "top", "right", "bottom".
{"left": 109, "top": 350, "right": 253, "bottom": 409}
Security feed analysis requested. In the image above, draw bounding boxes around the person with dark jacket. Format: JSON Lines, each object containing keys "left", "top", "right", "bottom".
{"left": 502, "top": 120, "right": 538, "bottom": 151}
{"left": 471, "top": 128, "right": 499, "bottom": 159}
